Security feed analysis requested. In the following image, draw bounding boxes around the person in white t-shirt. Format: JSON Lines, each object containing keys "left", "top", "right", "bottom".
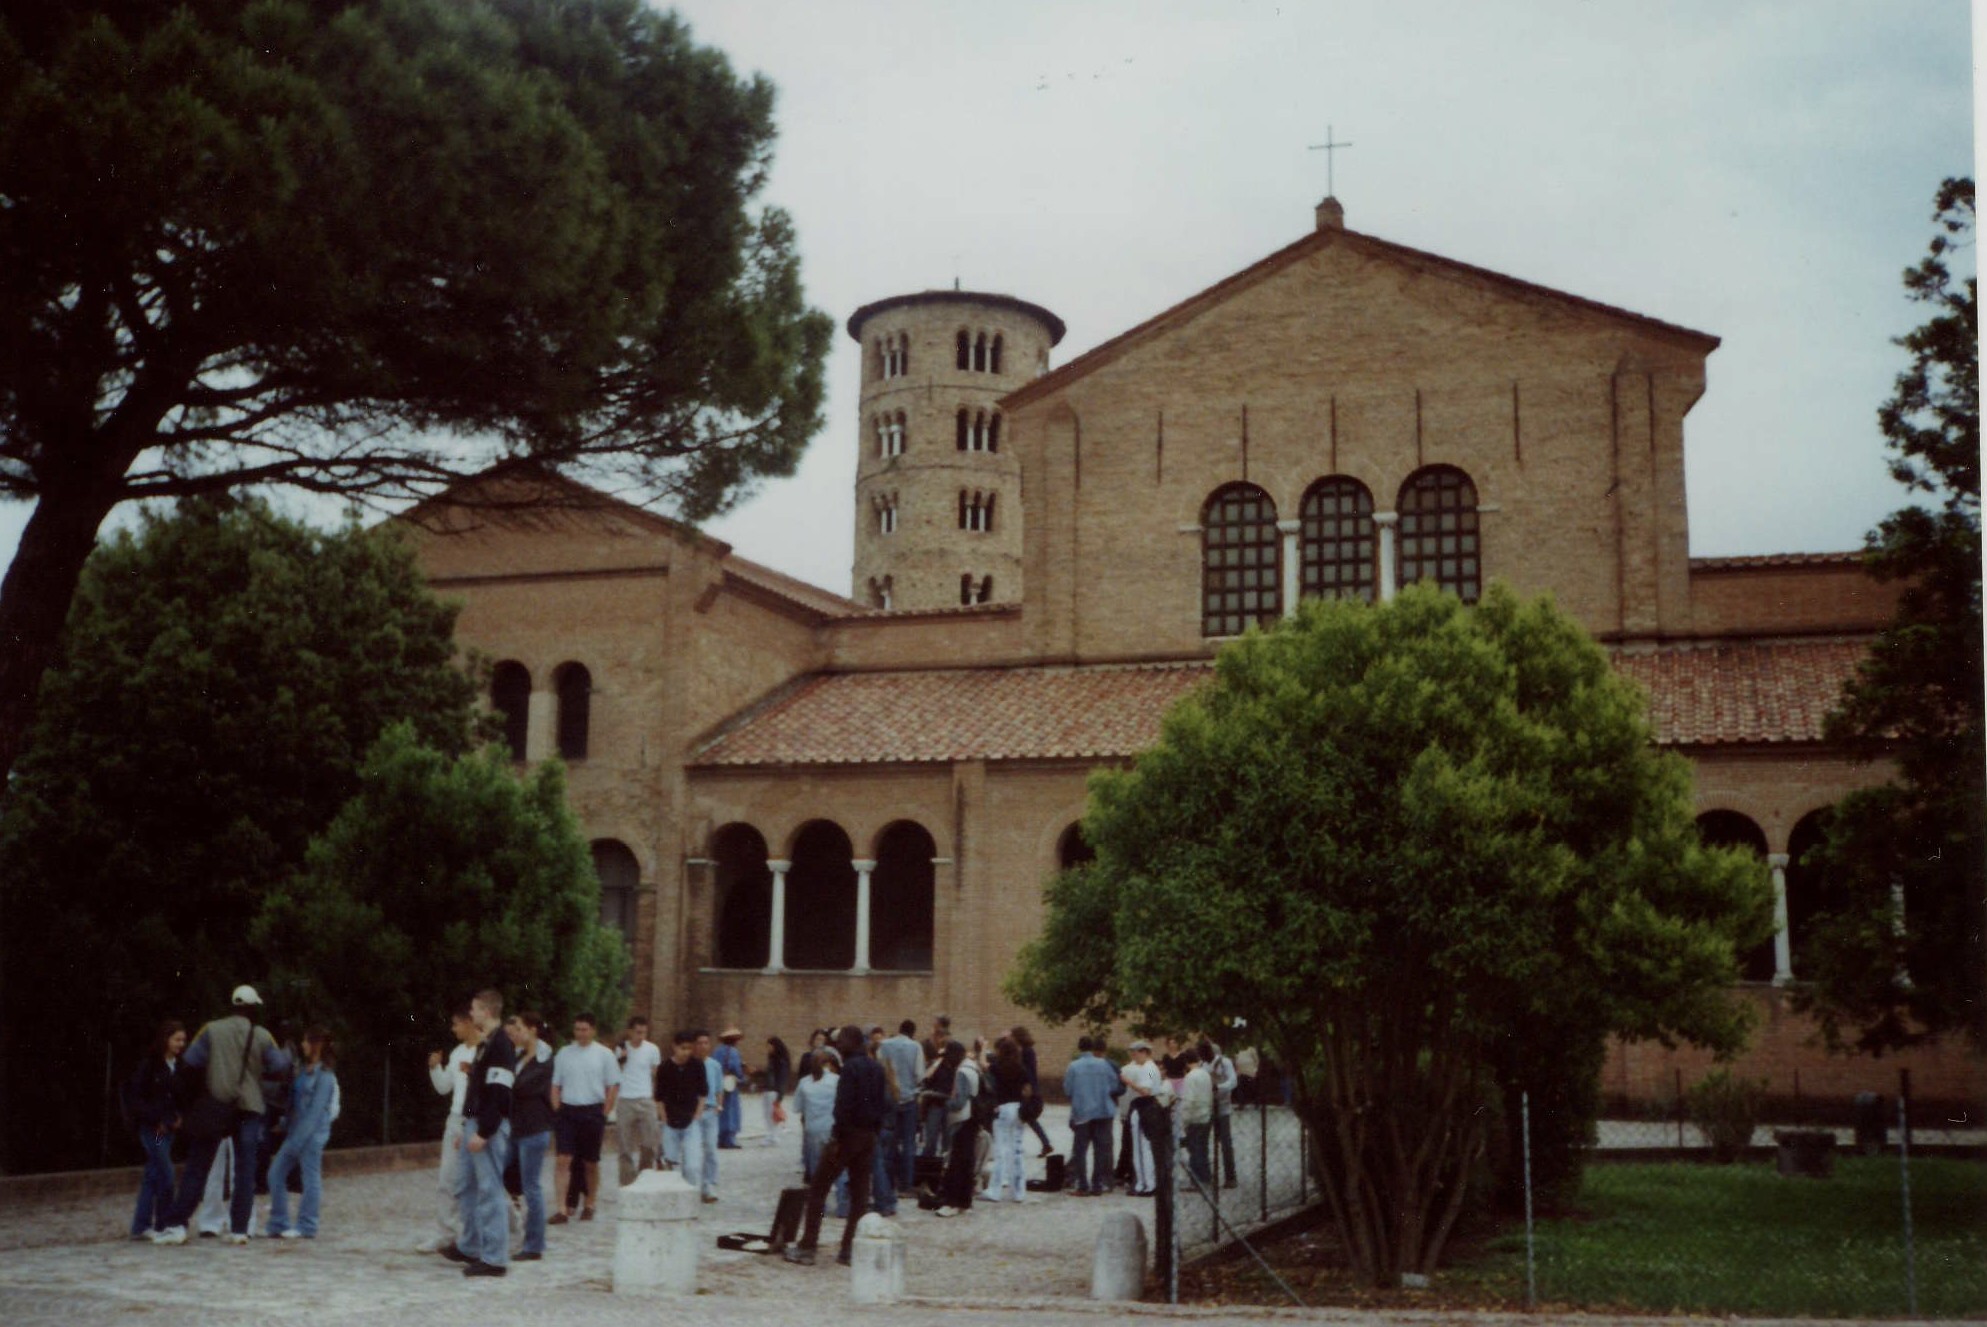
{"left": 1120, "top": 1041, "right": 1164, "bottom": 1195}
{"left": 614, "top": 1016, "right": 665, "bottom": 1187}
{"left": 417, "top": 1005, "right": 480, "bottom": 1253}
{"left": 549, "top": 1013, "right": 619, "bottom": 1222}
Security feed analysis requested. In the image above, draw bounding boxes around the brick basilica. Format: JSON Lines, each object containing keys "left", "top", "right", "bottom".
{"left": 400, "top": 197, "right": 1981, "bottom": 1111}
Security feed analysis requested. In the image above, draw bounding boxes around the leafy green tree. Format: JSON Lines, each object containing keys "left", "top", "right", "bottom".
{"left": 1804, "top": 178, "right": 1983, "bottom": 1052}
{"left": 0, "top": 496, "right": 479, "bottom": 1171}
{"left": 0, "top": 0, "right": 833, "bottom": 785}
{"left": 254, "top": 724, "right": 627, "bottom": 1143}
{"left": 1008, "top": 586, "right": 1768, "bottom": 1287}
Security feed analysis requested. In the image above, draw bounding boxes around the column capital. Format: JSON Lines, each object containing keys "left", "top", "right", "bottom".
{"left": 767, "top": 859, "right": 792, "bottom": 873}
{"left": 1275, "top": 518, "right": 1302, "bottom": 535}
{"left": 1767, "top": 853, "right": 1790, "bottom": 869}
{"left": 851, "top": 859, "right": 878, "bottom": 872}
{"left": 1373, "top": 510, "right": 1400, "bottom": 529}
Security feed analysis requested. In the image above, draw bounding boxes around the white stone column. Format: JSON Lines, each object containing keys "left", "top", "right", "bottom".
{"left": 1768, "top": 853, "right": 1792, "bottom": 984}
{"left": 852, "top": 858, "right": 877, "bottom": 974}
{"left": 1277, "top": 519, "right": 1302, "bottom": 618}
{"left": 524, "top": 689, "right": 556, "bottom": 762}
{"left": 765, "top": 860, "right": 791, "bottom": 975}
{"left": 1374, "top": 511, "right": 1400, "bottom": 602}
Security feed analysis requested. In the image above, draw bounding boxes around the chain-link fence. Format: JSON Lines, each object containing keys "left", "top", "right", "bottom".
{"left": 1160, "top": 1066, "right": 1984, "bottom": 1318}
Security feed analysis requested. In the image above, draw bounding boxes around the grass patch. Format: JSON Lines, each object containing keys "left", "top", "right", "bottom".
{"left": 1182, "top": 1157, "right": 1986, "bottom": 1318}
{"left": 1484, "top": 1156, "right": 1986, "bottom": 1318}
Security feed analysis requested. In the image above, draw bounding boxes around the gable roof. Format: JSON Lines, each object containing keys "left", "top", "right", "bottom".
{"left": 1003, "top": 221, "right": 1721, "bottom": 412}
{"left": 394, "top": 460, "right": 862, "bottom": 616}
{"left": 690, "top": 637, "right": 1864, "bottom": 768}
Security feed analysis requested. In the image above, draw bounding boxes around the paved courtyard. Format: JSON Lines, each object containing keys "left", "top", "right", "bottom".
{"left": 0, "top": 1115, "right": 1155, "bottom": 1326}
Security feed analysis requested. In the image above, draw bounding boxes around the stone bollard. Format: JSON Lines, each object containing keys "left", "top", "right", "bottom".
{"left": 850, "top": 1212, "right": 905, "bottom": 1304}
{"left": 1091, "top": 1210, "right": 1147, "bottom": 1301}
{"left": 613, "top": 1170, "right": 699, "bottom": 1297}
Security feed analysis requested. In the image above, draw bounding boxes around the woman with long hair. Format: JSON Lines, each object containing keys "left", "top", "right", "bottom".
{"left": 932, "top": 1042, "right": 978, "bottom": 1216}
{"left": 979, "top": 1035, "right": 1032, "bottom": 1203}
{"left": 264, "top": 1027, "right": 339, "bottom": 1239}
{"left": 128, "top": 1019, "right": 185, "bottom": 1239}
{"left": 761, "top": 1036, "right": 792, "bottom": 1146}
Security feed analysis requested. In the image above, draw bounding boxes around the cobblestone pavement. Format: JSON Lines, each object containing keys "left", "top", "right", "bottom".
{"left": 0, "top": 1115, "right": 1933, "bottom": 1327}
{"left": 0, "top": 1115, "right": 1138, "bottom": 1325}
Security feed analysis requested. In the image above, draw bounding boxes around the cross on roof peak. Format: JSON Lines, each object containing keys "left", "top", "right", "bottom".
{"left": 1307, "top": 125, "right": 1353, "bottom": 197}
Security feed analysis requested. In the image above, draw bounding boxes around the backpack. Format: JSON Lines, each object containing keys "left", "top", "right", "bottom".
{"left": 965, "top": 1064, "right": 996, "bottom": 1131}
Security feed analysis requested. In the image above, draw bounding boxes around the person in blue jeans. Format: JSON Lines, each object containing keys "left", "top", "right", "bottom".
{"left": 153, "top": 985, "right": 291, "bottom": 1246}
{"left": 453, "top": 988, "right": 517, "bottom": 1276}
{"left": 128, "top": 1020, "right": 186, "bottom": 1238}
{"left": 693, "top": 1031, "right": 723, "bottom": 1200}
{"left": 504, "top": 1011, "right": 555, "bottom": 1260}
{"left": 266, "top": 1028, "right": 339, "bottom": 1238}
{"left": 1062, "top": 1035, "right": 1121, "bottom": 1195}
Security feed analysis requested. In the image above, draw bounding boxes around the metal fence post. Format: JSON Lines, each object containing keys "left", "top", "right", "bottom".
{"left": 1899, "top": 1094, "right": 1917, "bottom": 1316}
{"left": 1522, "top": 1091, "right": 1538, "bottom": 1309}
{"left": 382, "top": 1044, "right": 392, "bottom": 1146}
{"left": 101, "top": 1042, "right": 115, "bottom": 1167}
{"left": 1675, "top": 1067, "right": 1686, "bottom": 1149}
{"left": 1259, "top": 1096, "right": 1269, "bottom": 1223}
{"left": 1898, "top": 1067, "right": 1912, "bottom": 1154}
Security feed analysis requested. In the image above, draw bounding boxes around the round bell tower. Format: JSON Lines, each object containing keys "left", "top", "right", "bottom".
{"left": 847, "top": 290, "right": 1065, "bottom": 611}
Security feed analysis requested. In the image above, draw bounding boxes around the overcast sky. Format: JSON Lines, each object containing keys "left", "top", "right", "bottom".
{"left": 0, "top": 1, "right": 1975, "bottom": 596}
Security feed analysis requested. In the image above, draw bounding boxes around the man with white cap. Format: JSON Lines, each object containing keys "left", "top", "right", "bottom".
{"left": 1119, "top": 1040, "right": 1163, "bottom": 1196}
{"left": 152, "top": 985, "right": 291, "bottom": 1245}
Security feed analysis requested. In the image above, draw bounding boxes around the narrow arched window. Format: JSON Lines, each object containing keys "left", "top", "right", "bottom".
{"left": 711, "top": 824, "right": 771, "bottom": 969}
{"left": 868, "top": 575, "right": 894, "bottom": 610}
{"left": 991, "top": 334, "right": 1004, "bottom": 374}
{"left": 973, "top": 332, "right": 987, "bottom": 372}
{"left": 553, "top": 661, "right": 591, "bottom": 761}
{"left": 956, "top": 408, "right": 969, "bottom": 451}
{"left": 1300, "top": 478, "right": 1376, "bottom": 602}
{"left": 956, "top": 330, "right": 970, "bottom": 371}
{"left": 491, "top": 661, "right": 531, "bottom": 761}
{"left": 960, "top": 573, "right": 974, "bottom": 606}
{"left": 786, "top": 821, "right": 857, "bottom": 970}
{"left": 975, "top": 574, "right": 993, "bottom": 604}
{"left": 592, "top": 839, "right": 641, "bottom": 988}
{"left": 1397, "top": 466, "right": 1480, "bottom": 602}
{"left": 1696, "top": 811, "right": 1773, "bottom": 982}
{"left": 984, "top": 492, "right": 997, "bottom": 532}
{"left": 1202, "top": 483, "right": 1281, "bottom": 637}
{"left": 987, "top": 413, "right": 1001, "bottom": 453}
{"left": 870, "top": 821, "right": 936, "bottom": 971}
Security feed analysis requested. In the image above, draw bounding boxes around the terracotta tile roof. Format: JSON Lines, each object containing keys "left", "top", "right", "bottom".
{"left": 692, "top": 662, "right": 1214, "bottom": 766}
{"left": 1610, "top": 638, "right": 1867, "bottom": 747}
{"left": 691, "top": 639, "right": 1870, "bottom": 767}
{"left": 1689, "top": 552, "right": 1865, "bottom": 572}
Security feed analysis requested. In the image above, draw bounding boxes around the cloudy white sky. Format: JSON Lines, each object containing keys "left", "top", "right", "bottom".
{"left": 0, "top": 1, "right": 1976, "bottom": 596}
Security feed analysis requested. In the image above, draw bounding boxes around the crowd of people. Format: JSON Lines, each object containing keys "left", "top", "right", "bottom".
{"left": 122, "top": 984, "right": 1256, "bottom": 1276}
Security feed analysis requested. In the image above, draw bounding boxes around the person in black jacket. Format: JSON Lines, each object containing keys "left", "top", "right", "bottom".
{"left": 450, "top": 988, "right": 516, "bottom": 1277}
{"left": 128, "top": 1019, "right": 185, "bottom": 1239}
{"left": 784, "top": 1025, "right": 888, "bottom": 1267}
{"left": 504, "top": 1011, "right": 554, "bottom": 1262}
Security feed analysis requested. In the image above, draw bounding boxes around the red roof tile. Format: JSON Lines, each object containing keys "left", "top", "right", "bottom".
{"left": 1689, "top": 552, "right": 1865, "bottom": 572}
{"left": 1611, "top": 638, "right": 1867, "bottom": 747}
{"left": 690, "top": 639, "right": 1869, "bottom": 767}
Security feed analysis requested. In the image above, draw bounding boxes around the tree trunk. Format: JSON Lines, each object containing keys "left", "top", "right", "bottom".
{"left": 0, "top": 483, "right": 123, "bottom": 789}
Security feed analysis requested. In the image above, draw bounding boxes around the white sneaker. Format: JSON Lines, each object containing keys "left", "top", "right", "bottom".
{"left": 225, "top": 1232, "right": 249, "bottom": 1245}
{"left": 150, "top": 1226, "right": 188, "bottom": 1245}
{"left": 279, "top": 1229, "right": 304, "bottom": 1240}
{"left": 933, "top": 1206, "right": 960, "bottom": 1218}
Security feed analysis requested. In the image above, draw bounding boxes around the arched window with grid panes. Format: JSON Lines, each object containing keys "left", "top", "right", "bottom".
{"left": 1201, "top": 483, "right": 1281, "bottom": 637}
{"left": 1396, "top": 466, "right": 1480, "bottom": 602}
{"left": 1299, "top": 477, "right": 1376, "bottom": 602}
